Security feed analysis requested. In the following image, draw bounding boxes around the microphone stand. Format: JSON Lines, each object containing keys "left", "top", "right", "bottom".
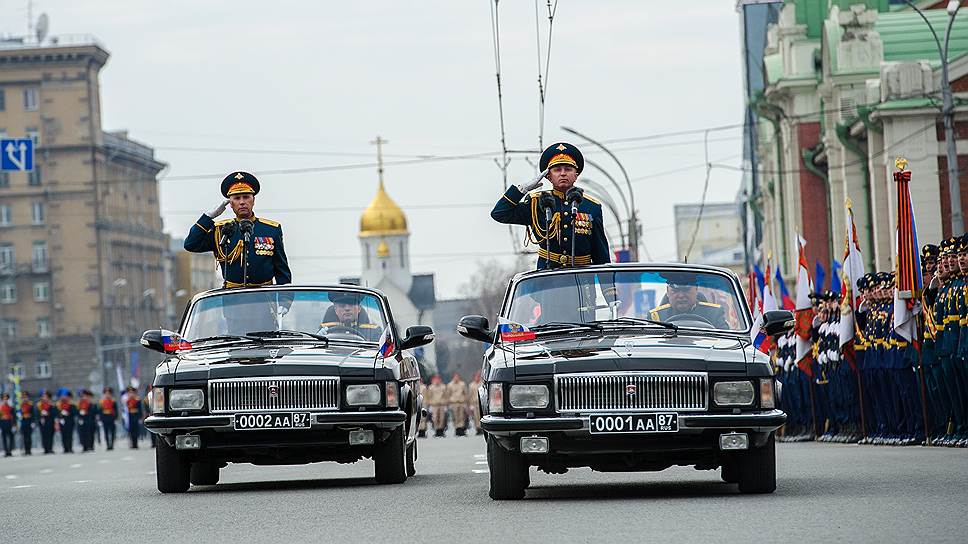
{"left": 566, "top": 188, "right": 584, "bottom": 268}
{"left": 539, "top": 193, "right": 556, "bottom": 270}
{"left": 239, "top": 219, "right": 253, "bottom": 287}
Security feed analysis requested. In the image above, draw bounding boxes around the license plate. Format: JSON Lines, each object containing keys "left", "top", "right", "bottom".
{"left": 233, "top": 412, "right": 312, "bottom": 431}
{"left": 588, "top": 413, "right": 678, "bottom": 434}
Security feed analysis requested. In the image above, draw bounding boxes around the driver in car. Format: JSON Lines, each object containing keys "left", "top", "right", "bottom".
{"left": 650, "top": 275, "right": 729, "bottom": 329}
{"left": 319, "top": 292, "right": 383, "bottom": 341}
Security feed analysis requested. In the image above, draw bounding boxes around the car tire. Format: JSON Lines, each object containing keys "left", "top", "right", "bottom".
{"left": 374, "top": 425, "right": 407, "bottom": 484}
{"left": 487, "top": 435, "right": 527, "bottom": 500}
{"left": 405, "top": 438, "right": 417, "bottom": 477}
{"left": 190, "top": 461, "right": 220, "bottom": 486}
{"left": 156, "top": 437, "right": 191, "bottom": 493}
{"left": 737, "top": 432, "right": 777, "bottom": 494}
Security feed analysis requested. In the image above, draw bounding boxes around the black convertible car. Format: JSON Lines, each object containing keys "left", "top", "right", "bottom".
{"left": 458, "top": 263, "right": 792, "bottom": 500}
{"left": 141, "top": 285, "right": 433, "bottom": 493}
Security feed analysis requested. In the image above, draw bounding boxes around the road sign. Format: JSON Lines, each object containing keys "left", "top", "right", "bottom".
{"left": 0, "top": 138, "right": 33, "bottom": 172}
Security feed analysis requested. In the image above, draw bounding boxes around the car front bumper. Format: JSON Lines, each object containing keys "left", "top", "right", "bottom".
{"left": 145, "top": 410, "right": 407, "bottom": 434}
{"left": 481, "top": 409, "right": 786, "bottom": 437}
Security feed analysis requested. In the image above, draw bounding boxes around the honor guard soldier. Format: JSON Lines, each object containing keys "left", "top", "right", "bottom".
{"left": 447, "top": 373, "right": 469, "bottom": 437}
{"left": 0, "top": 393, "right": 16, "bottom": 456}
{"left": 125, "top": 386, "right": 142, "bottom": 449}
{"left": 184, "top": 171, "right": 292, "bottom": 288}
{"left": 37, "top": 391, "right": 56, "bottom": 454}
{"left": 57, "top": 390, "right": 77, "bottom": 453}
{"left": 425, "top": 375, "right": 448, "bottom": 437}
{"left": 77, "top": 389, "right": 97, "bottom": 452}
{"left": 491, "top": 143, "right": 611, "bottom": 269}
{"left": 19, "top": 391, "right": 36, "bottom": 455}
{"left": 99, "top": 387, "right": 118, "bottom": 451}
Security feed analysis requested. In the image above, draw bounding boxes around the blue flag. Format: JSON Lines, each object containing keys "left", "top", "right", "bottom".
{"left": 753, "top": 264, "right": 765, "bottom": 297}
{"left": 830, "top": 260, "right": 842, "bottom": 294}
{"left": 814, "top": 260, "right": 826, "bottom": 294}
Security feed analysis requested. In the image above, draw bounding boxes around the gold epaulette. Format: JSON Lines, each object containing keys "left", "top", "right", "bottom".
{"left": 582, "top": 193, "right": 602, "bottom": 206}
{"left": 651, "top": 303, "right": 671, "bottom": 313}
{"left": 359, "top": 324, "right": 379, "bottom": 329}
{"left": 258, "top": 217, "right": 281, "bottom": 227}
{"left": 698, "top": 301, "right": 722, "bottom": 308}
{"left": 320, "top": 321, "right": 340, "bottom": 327}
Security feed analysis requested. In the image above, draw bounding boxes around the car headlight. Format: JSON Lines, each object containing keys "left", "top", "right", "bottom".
{"left": 151, "top": 387, "right": 165, "bottom": 414}
{"left": 713, "top": 381, "right": 755, "bottom": 406}
{"left": 760, "top": 378, "right": 775, "bottom": 409}
{"left": 168, "top": 388, "right": 205, "bottom": 411}
{"left": 346, "top": 384, "right": 382, "bottom": 406}
{"left": 508, "top": 384, "right": 549, "bottom": 409}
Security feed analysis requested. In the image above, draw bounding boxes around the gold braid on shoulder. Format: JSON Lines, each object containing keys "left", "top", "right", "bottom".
{"left": 524, "top": 195, "right": 561, "bottom": 247}
{"left": 213, "top": 223, "right": 245, "bottom": 265}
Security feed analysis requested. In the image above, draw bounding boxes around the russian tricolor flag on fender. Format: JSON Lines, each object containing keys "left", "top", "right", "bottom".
{"left": 498, "top": 317, "right": 535, "bottom": 342}
{"left": 161, "top": 330, "right": 192, "bottom": 352}
{"left": 378, "top": 326, "right": 395, "bottom": 358}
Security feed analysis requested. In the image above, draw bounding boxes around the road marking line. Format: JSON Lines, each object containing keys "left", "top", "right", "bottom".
{"left": 475, "top": 461, "right": 487, "bottom": 465}
{"left": 74, "top": 480, "right": 92, "bottom": 484}
{"left": 11, "top": 484, "right": 33, "bottom": 489}
{"left": 4, "top": 474, "right": 17, "bottom": 480}
{"left": 473, "top": 454, "right": 486, "bottom": 459}
{"left": 121, "top": 456, "right": 133, "bottom": 461}
{"left": 69, "top": 464, "right": 82, "bottom": 469}
{"left": 472, "top": 469, "right": 489, "bottom": 474}
{"left": 97, "top": 459, "right": 109, "bottom": 464}
{"left": 39, "top": 469, "right": 53, "bottom": 474}
{"left": 146, "top": 471, "right": 156, "bottom": 475}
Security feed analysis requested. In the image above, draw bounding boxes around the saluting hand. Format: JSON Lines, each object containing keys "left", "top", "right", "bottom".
{"left": 516, "top": 168, "right": 549, "bottom": 193}
{"left": 205, "top": 199, "right": 230, "bottom": 218}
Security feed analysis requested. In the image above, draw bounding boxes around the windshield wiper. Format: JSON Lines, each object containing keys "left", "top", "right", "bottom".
{"left": 192, "top": 334, "right": 264, "bottom": 344}
{"left": 245, "top": 329, "right": 330, "bottom": 344}
{"left": 531, "top": 321, "right": 603, "bottom": 332}
{"left": 592, "top": 317, "right": 678, "bottom": 332}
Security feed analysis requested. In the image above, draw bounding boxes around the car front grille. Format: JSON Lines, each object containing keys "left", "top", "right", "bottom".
{"left": 207, "top": 377, "right": 340, "bottom": 413}
{"left": 555, "top": 372, "right": 708, "bottom": 413}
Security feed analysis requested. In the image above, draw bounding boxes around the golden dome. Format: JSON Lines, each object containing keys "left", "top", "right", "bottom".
{"left": 376, "top": 239, "right": 390, "bottom": 258}
{"left": 360, "top": 181, "right": 408, "bottom": 237}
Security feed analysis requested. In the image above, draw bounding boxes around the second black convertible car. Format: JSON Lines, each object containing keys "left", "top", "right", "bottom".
{"left": 458, "top": 263, "right": 793, "bottom": 500}
{"left": 141, "top": 285, "right": 433, "bottom": 493}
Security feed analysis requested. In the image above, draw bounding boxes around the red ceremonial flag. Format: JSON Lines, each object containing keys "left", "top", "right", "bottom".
{"left": 793, "top": 234, "right": 814, "bottom": 365}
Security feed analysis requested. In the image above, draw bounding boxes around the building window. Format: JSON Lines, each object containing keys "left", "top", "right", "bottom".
{"left": 1, "top": 318, "right": 16, "bottom": 337}
{"left": 23, "top": 88, "right": 38, "bottom": 111}
{"left": 0, "top": 172, "right": 8, "bottom": 188}
{"left": 31, "top": 201, "right": 44, "bottom": 224}
{"left": 33, "top": 281, "right": 49, "bottom": 302}
{"left": 28, "top": 164, "right": 41, "bottom": 186}
{"left": 11, "top": 364, "right": 25, "bottom": 379}
{"left": 36, "top": 317, "right": 50, "bottom": 338}
{"left": 0, "top": 204, "right": 9, "bottom": 226}
{"left": 0, "top": 89, "right": 5, "bottom": 111}
{"left": 0, "top": 282, "right": 15, "bottom": 303}
{"left": 25, "top": 127, "right": 39, "bottom": 145}
{"left": 0, "top": 244, "right": 12, "bottom": 272}
{"left": 35, "top": 360, "right": 51, "bottom": 378}
{"left": 32, "top": 241, "right": 48, "bottom": 272}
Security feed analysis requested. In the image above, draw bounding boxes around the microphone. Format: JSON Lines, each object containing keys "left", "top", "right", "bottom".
{"left": 219, "top": 221, "right": 237, "bottom": 247}
{"left": 566, "top": 187, "right": 584, "bottom": 215}
{"left": 238, "top": 219, "right": 254, "bottom": 240}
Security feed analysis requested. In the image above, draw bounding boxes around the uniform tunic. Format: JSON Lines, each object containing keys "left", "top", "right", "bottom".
{"left": 184, "top": 214, "right": 292, "bottom": 287}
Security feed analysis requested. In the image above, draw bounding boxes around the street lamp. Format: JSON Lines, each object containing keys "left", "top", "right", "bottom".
{"left": 561, "top": 126, "right": 643, "bottom": 260}
{"left": 904, "top": 0, "right": 963, "bottom": 235}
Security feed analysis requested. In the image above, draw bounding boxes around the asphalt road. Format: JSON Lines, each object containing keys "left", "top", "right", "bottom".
{"left": 2, "top": 432, "right": 966, "bottom": 544}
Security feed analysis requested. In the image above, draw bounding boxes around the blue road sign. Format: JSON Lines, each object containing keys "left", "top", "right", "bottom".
{"left": 1, "top": 138, "right": 33, "bottom": 172}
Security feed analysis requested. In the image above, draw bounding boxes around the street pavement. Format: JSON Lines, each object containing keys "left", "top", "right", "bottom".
{"left": 1, "top": 432, "right": 966, "bottom": 543}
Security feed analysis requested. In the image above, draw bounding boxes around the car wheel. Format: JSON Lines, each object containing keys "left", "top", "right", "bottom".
{"left": 486, "top": 435, "right": 527, "bottom": 500}
{"left": 406, "top": 438, "right": 417, "bottom": 477}
{"left": 737, "top": 432, "right": 777, "bottom": 494}
{"left": 374, "top": 426, "right": 407, "bottom": 484}
{"left": 190, "top": 461, "right": 220, "bottom": 486}
{"left": 156, "top": 437, "right": 191, "bottom": 493}
{"left": 720, "top": 460, "right": 739, "bottom": 484}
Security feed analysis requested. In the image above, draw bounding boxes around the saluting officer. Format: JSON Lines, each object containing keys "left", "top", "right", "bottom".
{"left": 184, "top": 172, "right": 292, "bottom": 288}
{"left": 491, "top": 143, "right": 611, "bottom": 269}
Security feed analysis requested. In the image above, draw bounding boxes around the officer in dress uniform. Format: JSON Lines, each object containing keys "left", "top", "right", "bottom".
{"left": 19, "top": 391, "right": 36, "bottom": 455}
{"left": 491, "top": 143, "right": 611, "bottom": 269}
{"left": 447, "top": 373, "right": 468, "bottom": 437}
{"left": 125, "top": 386, "right": 142, "bottom": 449}
{"left": 36, "top": 391, "right": 56, "bottom": 454}
{"left": 98, "top": 387, "right": 118, "bottom": 451}
{"left": 57, "top": 391, "right": 77, "bottom": 453}
{"left": 184, "top": 172, "right": 292, "bottom": 288}
{"left": 935, "top": 237, "right": 963, "bottom": 446}
{"left": 0, "top": 393, "right": 16, "bottom": 456}
{"left": 951, "top": 235, "right": 968, "bottom": 446}
{"left": 77, "top": 389, "right": 97, "bottom": 452}
{"left": 319, "top": 292, "right": 382, "bottom": 342}
{"left": 650, "top": 273, "right": 729, "bottom": 328}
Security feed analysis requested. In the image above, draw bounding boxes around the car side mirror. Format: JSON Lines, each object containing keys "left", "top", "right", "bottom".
{"left": 140, "top": 329, "right": 191, "bottom": 354}
{"left": 763, "top": 310, "right": 795, "bottom": 337}
{"left": 457, "top": 315, "right": 494, "bottom": 343}
{"left": 399, "top": 326, "right": 434, "bottom": 350}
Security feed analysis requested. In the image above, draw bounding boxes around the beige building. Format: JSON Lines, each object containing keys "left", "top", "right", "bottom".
{"left": 674, "top": 202, "right": 745, "bottom": 276}
{"left": 0, "top": 35, "right": 168, "bottom": 393}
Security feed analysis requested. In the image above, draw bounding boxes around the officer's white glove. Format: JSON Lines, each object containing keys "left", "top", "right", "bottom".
{"left": 205, "top": 199, "right": 230, "bottom": 218}
{"left": 515, "top": 169, "right": 548, "bottom": 193}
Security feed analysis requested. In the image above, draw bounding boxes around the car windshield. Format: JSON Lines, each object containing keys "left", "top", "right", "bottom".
{"left": 506, "top": 269, "right": 749, "bottom": 333}
{"left": 184, "top": 289, "right": 388, "bottom": 344}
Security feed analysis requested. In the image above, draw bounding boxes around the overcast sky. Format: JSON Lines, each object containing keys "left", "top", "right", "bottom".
{"left": 4, "top": 1, "right": 747, "bottom": 299}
